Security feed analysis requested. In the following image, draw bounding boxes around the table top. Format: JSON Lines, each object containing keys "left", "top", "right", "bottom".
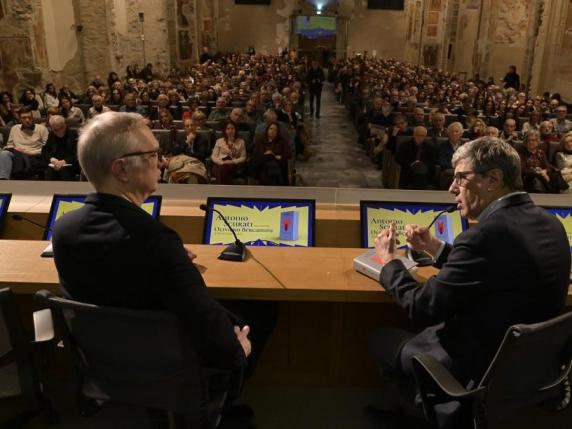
{"left": 1, "top": 240, "right": 570, "bottom": 304}
{"left": 0, "top": 240, "right": 434, "bottom": 302}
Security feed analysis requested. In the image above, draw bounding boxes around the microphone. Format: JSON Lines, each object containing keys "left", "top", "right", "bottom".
{"left": 406, "top": 205, "right": 457, "bottom": 267}
{"left": 12, "top": 214, "right": 54, "bottom": 258}
{"left": 199, "top": 204, "right": 246, "bottom": 262}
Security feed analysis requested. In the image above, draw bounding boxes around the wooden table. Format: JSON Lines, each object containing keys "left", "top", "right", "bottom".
{"left": 0, "top": 240, "right": 438, "bottom": 302}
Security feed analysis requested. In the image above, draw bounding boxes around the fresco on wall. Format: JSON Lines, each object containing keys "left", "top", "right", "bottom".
{"left": 0, "top": 37, "right": 33, "bottom": 91}
{"left": 176, "top": 0, "right": 197, "bottom": 62}
{"left": 495, "top": 0, "right": 530, "bottom": 44}
{"left": 558, "top": 2, "right": 572, "bottom": 78}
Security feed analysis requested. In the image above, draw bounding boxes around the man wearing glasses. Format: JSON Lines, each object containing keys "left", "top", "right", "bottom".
{"left": 369, "top": 137, "right": 570, "bottom": 428}
{"left": 51, "top": 112, "right": 252, "bottom": 427}
{"left": 550, "top": 105, "right": 572, "bottom": 136}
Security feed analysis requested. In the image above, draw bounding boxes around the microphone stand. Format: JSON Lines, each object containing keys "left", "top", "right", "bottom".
{"left": 200, "top": 205, "right": 246, "bottom": 262}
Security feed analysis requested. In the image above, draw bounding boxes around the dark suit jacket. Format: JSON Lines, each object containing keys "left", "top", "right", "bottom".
{"left": 380, "top": 192, "right": 570, "bottom": 426}
{"left": 52, "top": 193, "right": 246, "bottom": 370}
{"left": 395, "top": 138, "right": 438, "bottom": 188}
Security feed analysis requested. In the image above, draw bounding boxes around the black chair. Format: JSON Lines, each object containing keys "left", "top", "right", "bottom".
{"left": 34, "top": 290, "right": 226, "bottom": 429}
{"left": 0, "top": 288, "right": 54, "bottom": 428}
{"left": 412, "top": 311, "right": 572, "bottom": 429}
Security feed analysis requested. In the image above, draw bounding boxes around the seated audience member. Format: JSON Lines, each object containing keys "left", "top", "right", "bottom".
{"left": 519, "top": 130, "right": 566, "bottom": 193}
{"left": 410, "top": 108, "right": 428, "bottom": 127}
{"left": 555, "top": 132, "right": 572, "bottom": 193}
{"left": 395, "top": 125, "right": 437, "bottom": 190}
{"left": 0, "top": 107, "right": 48, "bottom": 179}
{"left": 540, "top": 120, "right": 560, "bottom": 144}
{"left": 466, "top": 117, "right": 486, "bottom": 140}
{"left": 78, "top": 85, "right": 97, "bottom": 105}
{"left": 167, "top": 89, "right": 184, "bottom": 120}
{"left": 211, "top": 120, "right": 246, "bottom": 184}
{"left": 51, "top": 112, "right": 252, "bottom": 427}
{"left": 522, "top": 110, "right": 541, "bottom": 135}
{"left": 485, "top": 126, "right": 500, "bottom": 137}
{"left": 0, "top": 91, "right": 16, "bottom": 126}
{"left": 109, "top": 88, "right": 123, "bottom": 106}
{"left": 550, "top": 105, "right": 572, "bottom": 136}
{"left": 153, "top": 108, "right": 176, "bottom": 130}
{"left": 427, "top": 112, "right": 447, "bottom": 139}
{"left": 208, "top": 97, "right": 230, "bottom": 122}
{"left": 41, "top": 115, "right": 79, "bottom": 181}
{"left": 254, "top": 109, "right": 290, "bottom": 145}
{"left": 385, "top": 114, "right": 411, "bottom": 152}
{"left": 499, "top": 118, "right": 519, "bottom": 145}
{"left": 370, "top": 137, "right": 569, "bottom": 429}
{"left": 251, "top": 122, "right": 292, "bottom": 186}
{"left": 366, "top": 96, "right": 395, "bottom": 127}
{"left": 149, "top": 94, "right": 170, "bottom": 121}
{"left": 87, "top": 94, "right": 111, "bottom": 119}
{"left": 60, "top": 96, "right": 86, "bottom": 125}
{"left": 182, "top": 117, "right": 210, "bottom": 163}
{"left": 229, "top": 107, "right": 252, "bottom": 135}
{"left": 437, "top": 122, "right": 464, "bottom": 189}
{"left": 192, "top": 110, "right": 208, "bottom": 130}
{"left": 119, "top": 92, "right": 146, "bottom": 115}
{"left": 43, "top": 83, "right": 59, "bottom": 109}
{"left": 58, "top": 85, "right": 77, "bottom": 103}
{"left": 19, "top": 88, "right": 44, "bottom": 118}
{"left": 244, "top": 100, "right": 262, "bottom": 129}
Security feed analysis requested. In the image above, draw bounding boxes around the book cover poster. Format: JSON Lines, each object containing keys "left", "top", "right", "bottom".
{"left": 279, "top": 211, "right": 299, "bottom": 241}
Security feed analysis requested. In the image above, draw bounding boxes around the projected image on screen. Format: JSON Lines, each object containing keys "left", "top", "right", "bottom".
{"left": 295, "top": 16, "right": 336, "bottom": 38}
{"left": 44, "top": 194, "right": 162, "bottom": 240}
{"left": 202, "top": 197, "right": 315, "bottom": 247}
{"left": 542, "top": 206, "right": 572, "bottom": 252}
{"left": 360, "top": 201, "right": 468, "bottom": 248}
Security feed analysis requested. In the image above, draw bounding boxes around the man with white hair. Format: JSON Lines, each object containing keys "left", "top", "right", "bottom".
{"left": 51, "top": 112, "right": 252, "bottom": 425}
{"left": 41, "top": 115, "right": 79, "bottom": 181}
{"left": 87, "top": 94, "right": 111, "bottom": 119}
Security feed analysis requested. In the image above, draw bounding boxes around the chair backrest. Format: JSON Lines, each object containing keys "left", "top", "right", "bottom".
{"left": 34, "top": 290, "right": 204, "bottom": 416}
{"left": 478, "top": 311, "right": 572, "bottom": 424}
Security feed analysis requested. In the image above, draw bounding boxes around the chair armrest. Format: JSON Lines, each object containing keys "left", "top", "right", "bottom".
{"left": 33, "top": 309, "right": 54, "bottom": 343}
{"left": 0, "top": 350, "right": 15, "bottom": 367}
{"left": 413, "top": 354, "right": 485, "bottom": 399}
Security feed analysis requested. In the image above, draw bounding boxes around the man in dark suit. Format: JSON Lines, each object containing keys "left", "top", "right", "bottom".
{"left": 395, "top": 126, "right": 438, "bottom": 189}
{"left": 370, "top": 137, "right": 570, "bottom": 428}
{"left": 306, "top": 60, "right": 325, "bottom": 118}
{"left": 52, "top": 112, "right": 252, "bottom": 424}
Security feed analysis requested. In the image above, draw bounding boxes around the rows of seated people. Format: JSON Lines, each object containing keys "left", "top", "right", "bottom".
{"left": 0, "top": 54, "right": 313, "bottom": 185}
{"left": 332, "top": 57, "right": 572, "bottom": 194}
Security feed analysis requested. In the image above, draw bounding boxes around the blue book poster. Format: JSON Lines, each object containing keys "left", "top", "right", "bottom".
{"left": 434, "top": 214, "right": 454, "bottom": 244}
{"left": 279, "top": 211, "right": 299, "bottom": 241}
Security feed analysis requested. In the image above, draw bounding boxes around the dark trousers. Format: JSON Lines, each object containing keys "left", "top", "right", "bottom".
{"left": 12, "top": 151, "right": 45, "bottom": 179}
{"left": 309, "top": 90, "right": 322, "bottom": 116}
{"left": 44, "top": 165, "right": 79, "bottom": 181}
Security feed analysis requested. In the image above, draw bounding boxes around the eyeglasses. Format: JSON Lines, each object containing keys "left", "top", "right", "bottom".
{"left": 117, "top": 149, "right": 162, "bottom": 161}
{"left": 452, "top": 170, "right": 483, "bottom": 186}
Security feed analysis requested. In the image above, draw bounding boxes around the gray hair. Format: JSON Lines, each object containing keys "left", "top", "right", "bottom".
{"left": 49, "top": 115, "right": 66, "bottom": 127}
{"left": 447, "top": 121, "right": 463, "bottom": 133}
{"left": 78, "top": 112, "right": 146, "bottom": 188}
{"left": 452, "top": 136, "right": 522, "bottom": 190}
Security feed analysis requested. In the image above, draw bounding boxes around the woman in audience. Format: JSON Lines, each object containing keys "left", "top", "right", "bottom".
{"left": 43, "top": 83, "right": 59, "bottom": 109}
{"left": 153, "top": 108, "right": 176, "bottom": 130}
{"left": 211, "top": 120, "right": 246, "bottom": 184}
{"left": 58, "top": 85, "right": 77, "bottom": 102}
{"left": 0, "top": 91, "right": 16, "bottom": 126}
{"left": 555, "top": 132, "right": 572, "bottom": 193}
{"left": 519, "top": 130, "right": 563, "bottom": 193}
{"left": 107, "top": 71, "right": 120, "bottom": 89}
{"left": 252, "top": 122, "right": 292, "bottom": 186}
{"left": 109, "top": 88, "right": 123, "bottom": 106}
{"left": 466, "top": 118, "right": 486, "bottom": 140}
{"left": 60, "top": 96, "right": 85, "bottom": 125}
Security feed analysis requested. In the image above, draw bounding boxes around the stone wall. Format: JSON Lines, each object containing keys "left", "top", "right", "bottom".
{"left": 0, "top": 0, "right": 570, "bottom": 100}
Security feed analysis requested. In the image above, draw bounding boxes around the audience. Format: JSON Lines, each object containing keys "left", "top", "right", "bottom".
{"left": 211, "top": 120, "right": 246, "bottom": 184}
{"left": 252, "top": 122, "right": 292, "bottom": 185}
{"left": 41, "top": 115, "right": 79, "bottom": 181}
